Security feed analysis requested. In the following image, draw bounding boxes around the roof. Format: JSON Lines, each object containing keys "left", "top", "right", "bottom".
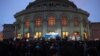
{"left": 91, "top": 22, "right": 100, "bottom": 24}
{"left": 26, "top": 0, "right": 77, "bottom": 9}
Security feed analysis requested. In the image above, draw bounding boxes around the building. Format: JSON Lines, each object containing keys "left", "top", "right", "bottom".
{"left": 90, "top": 22, "right": 100, "bottom": 40}
{"left": 3, "top": 24, "right": 15, "bottom": 39}
{"left": 13, "top": 0, "right": 90, "bottom": 40}
{"left": 0, "top": 32, "right": 3, "bottom": 41}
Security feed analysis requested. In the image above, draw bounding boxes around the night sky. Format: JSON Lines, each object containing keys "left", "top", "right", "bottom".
{"left": 0, "top": 0, "right": 100, "bottom": 31}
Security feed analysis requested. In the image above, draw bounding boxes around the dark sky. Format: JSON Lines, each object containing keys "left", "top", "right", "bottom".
{"left": 0, "top": 0, "right": 100, "bottom": 31}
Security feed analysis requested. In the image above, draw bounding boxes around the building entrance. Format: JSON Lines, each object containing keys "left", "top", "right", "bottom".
{"left": 69, "top": 32, "right": 80, "bottom": 41}
{"left": 44, "top": 32, "right": 59, "bottom": 39}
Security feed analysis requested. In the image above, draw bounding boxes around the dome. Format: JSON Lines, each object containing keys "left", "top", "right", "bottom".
{"left": 26, "top": 0, "right": 77, "bottom": 9}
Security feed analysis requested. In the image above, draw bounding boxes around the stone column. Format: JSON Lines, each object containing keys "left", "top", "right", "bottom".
{"left": 69, "top": 14, "right": 73, "bottom": 37}
{"left": 30, "top": 20, "right": 34, "bottom": 38}
{"left": 56, "top": 15, "right": 61, "bottom": 37}
{"left": 20, "top": 17, "right": 24, "bottom": 38}
{"left": 43, "top": 17, "right": 47, "bottom": 37}
{"left": 80, "top": 20, "right": 84, "bottom": 40}
{"left": 87, "top": 22, "right": 91, "bottom": 40}
{"left": 20, "top": 22, "right": 24, "bottom": 38}
{"left": 15, "top": 23, "right": 18, "bottom": 38}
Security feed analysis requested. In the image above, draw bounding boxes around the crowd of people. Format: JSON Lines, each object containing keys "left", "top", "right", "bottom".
{"left": 0, "top": 37, "right": 100, "bottom": 56}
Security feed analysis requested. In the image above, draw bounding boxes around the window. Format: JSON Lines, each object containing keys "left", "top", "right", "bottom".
{"left": 26, "top": 33, "right": 30, "bottom": 38}
{"left": 34, "top": 32, "right": 42, "bottom": 38}
{"left": 83, "top": 32, "right": 88, "bottom": 40}
{"left": 35, "top": 17, "right": 42, "bottom": 27}
{"left": 62, "top": 32, "right": 68, "bottom": 38}
{"left": 48, "top": 16, "right": 55, "bottom": 26}
{"left": 17, "top": 34, "right": 22, "bottom": 39}
{"left": 61, "top": 16, "right": 68, "bottom": 26}
{"left": 72, "top": 32, "right": 80, "bottom": 40}
{"left": 73, "top": 17, "right": 80, "bottom": 26}
{"left": 24, "top": 33, "right": 30, "bottom": 39}
{"left": 73, "top": 32, "right": 79, "bottom": 36}
{"left": 25, "top": 19, "right": 30, "bottom": 28}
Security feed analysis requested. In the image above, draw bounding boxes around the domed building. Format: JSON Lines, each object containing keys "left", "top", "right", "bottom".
{"left": 14, "top": 0, "right": 90, "bottom": 40}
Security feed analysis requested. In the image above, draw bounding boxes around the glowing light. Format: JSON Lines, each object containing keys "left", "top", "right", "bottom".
{"left": 34, "top": 35, "right": 38, "bottom": 39}
{"left": 74, "top": 32, "right": 77, "bottom": 35}
{"left": 47, "top": 32, "right": 58, "bottom": 35}
{"left": 62, "top": 32, "right": 69, "bottom": 38}
{"left": 27, "top": 33, "right": 30, "bottom": 38}
{"left": 45, "top": 32, "right": 59, "bottom": 39}
{"left": 84, "top": 32, "right": 88, "bottom": 39}
{"left": 39, "top": 32, "right": 42, "bottom": 37}
{"left": 35, "top": 32, "right": 42, "bottom": 38}
{"left": 17, "top": 34, "right": 21, "bottom": 39}
{"left": 72, "top": 36, "right": 75, "bottom": 40}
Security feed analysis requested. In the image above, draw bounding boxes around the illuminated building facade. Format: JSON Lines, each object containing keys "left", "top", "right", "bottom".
{"left": 14, "top": 0, "right": 90, "bottom": 40}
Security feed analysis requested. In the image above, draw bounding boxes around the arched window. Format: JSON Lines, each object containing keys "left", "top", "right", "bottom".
{"left": 71, "top": 31, "right": 80, "bottom": 40}
{"left": 34, "top": 32, "right": 42, "bottom": 38}
{"left": 17, "top": 34, "right": 22, "bottom": 39}
{"left": 73, "top": 17, "right": 80, "bottom": 26}
{"left": 48, "top": 16, "right": 55, "bottom": 26}
{"left": 25, "top": 19, "right": 30, "bottom": 28}
{"left": 35, "top": 17, "right": 42, "bottom": 27}
{"left": 61, "top": 16, "right": 68, "bottom": 26}
{"left": 83, "top": 32, "right": 88, "bottom": 40}
{"left": 62, "top": 32, "right": 68, "bottom": 38}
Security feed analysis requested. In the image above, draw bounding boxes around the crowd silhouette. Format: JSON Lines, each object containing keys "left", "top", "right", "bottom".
{"left": 0, "top": 37, "right": 100, "bottom": 56}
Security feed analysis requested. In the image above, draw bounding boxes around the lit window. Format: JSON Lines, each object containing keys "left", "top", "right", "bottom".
{"left": 39, "top": 32, "right": 42, "bottom": 37}
{"left": 73, "top": 32, "right": 79, "bottom": 36}
{"left": 35, "top": 32, "right": 42, "bottom": 38}
{"left": 24, "top": 33, "right": 30, "bottom": 39}
{"left": 27, "top": 33, "right": 30, "bottom": 38}
{"left": 48, "top": 16, "right": 55, "bottom": 26}
{"left": 17, "top": 34, "right": 22, "bottom": 39}
{"left": 62, "top": 32, "right": 68, "bottom": 38}
{"left": 35, "top": 17, "right": 42, "bottom": 27}
{"left": 25, "top": 19, "right": 30, "bottom": 28}
{"left": 72, "top": 32, "right": 80, "bottom": 40}
{"left": 61, "top": 16, "right": 68, "bottom": 26}
{"left": 83, "top": 32, "right": 88, "bottom": 40}
{"left": 73, "top": 17, "right": 80, "bottom": 26}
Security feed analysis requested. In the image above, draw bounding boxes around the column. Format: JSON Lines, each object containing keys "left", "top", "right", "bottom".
{"left": 56, "top": 16, "right": 61, "bottom": 37}
{"left": 20, "top": 22, "right": 24, "bottom": 38}
{"left": 69, "top": 14, "right": 73, "bottom": 38}
{"left": 15, "top": 23, "right": 18, "bottom": 38}
{"left": 30, "top": 20, "right": 34, "bottom": 38}
{"left": 20, "top": 17, "right": 24, "bottom": 38}
{"left": 87, "top": 22, "right": 91, "bottom": 40}
{"left": 80, "top": 20, "right": 84, "bottom": 40}
{"left": 43, "top": 18, "right": 47, "bottom": 37}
